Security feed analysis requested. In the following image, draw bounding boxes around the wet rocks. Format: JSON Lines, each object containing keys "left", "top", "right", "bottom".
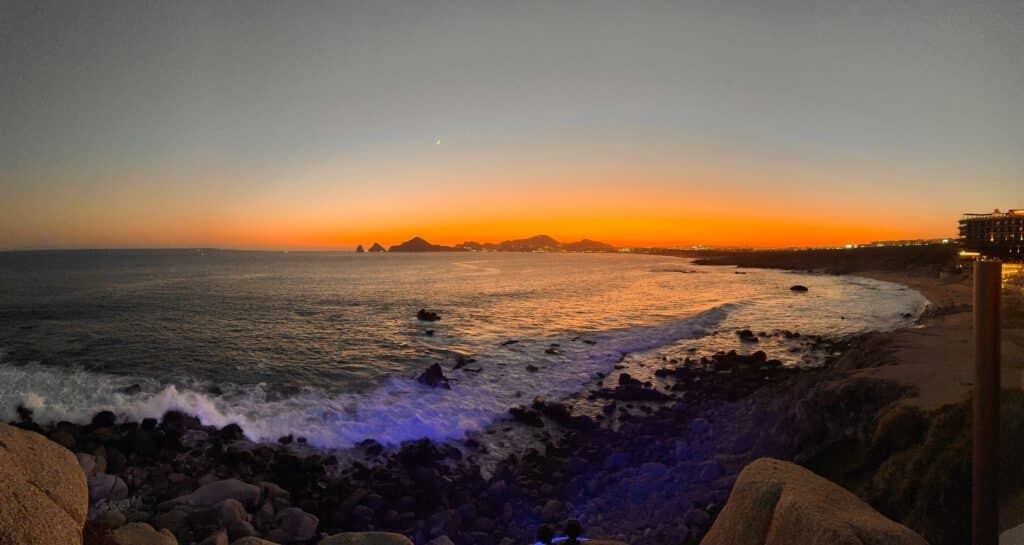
{"left": 88, "top": 473, "right": 129, "bottom": 502}
{"left": 509, "top": 406, "right": 544, "bottom": 427}
{"left": 110, "top": 522, "right": 179, "bottom": 545}
{"left": 736, "top": 329, "right": 758, "bottom": 343}
{"left": 319, "top": 532, "right": 414, "bottom": 545}
{"left": 269, "top": 507, "right": 319, "bottom": 542}
{"left": 416, "top": 309, "right": 441, "bottom": 322}
{"left": 453, "top": 354, "right": 476, "bottom": 370}
{"left": 174, "top": 478, "right": 261, "bottom": 507}
{"left": 416, "top": 364, "right": 451, "bottom": 389}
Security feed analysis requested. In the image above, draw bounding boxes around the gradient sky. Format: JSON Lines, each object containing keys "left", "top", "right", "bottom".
{"left": 2, "top": 0, "right": 1022, "bottom": 250}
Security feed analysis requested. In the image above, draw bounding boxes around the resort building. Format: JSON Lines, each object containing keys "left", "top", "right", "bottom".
{"left": 959, "top": 209, "right": 1024, "bottom": 261}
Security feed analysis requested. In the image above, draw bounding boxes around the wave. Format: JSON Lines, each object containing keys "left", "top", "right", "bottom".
{"left": 0, "top": 304, "right": 732, "bottom": 449}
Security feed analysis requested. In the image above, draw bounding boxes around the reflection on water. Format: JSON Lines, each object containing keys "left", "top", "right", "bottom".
{"left": 0, "top": 251, "right": 927, "bottom": 447}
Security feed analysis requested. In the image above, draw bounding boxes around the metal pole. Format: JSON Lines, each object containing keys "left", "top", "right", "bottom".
{"left": 974, "top": 259, "right": 1001, "bottom": 545}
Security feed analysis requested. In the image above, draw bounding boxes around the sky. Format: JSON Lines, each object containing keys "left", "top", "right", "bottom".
{"left": 2, "top": 0, "right": 1022, "bottom": 250}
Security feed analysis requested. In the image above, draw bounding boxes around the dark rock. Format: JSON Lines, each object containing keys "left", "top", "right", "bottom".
{"left": 16, "top": 405, "right": 33, "bottom": 422}
{"left": 417, "top": 363, "right": 451, "bottom": 389}
{"left": 417, "top": 309, "right": 441, "bottom": 321}
{"left": 790, "top": 284, "right": 809, "bottom": 292}
{"left": 278, "top": 434, "right": 294, "bottom": 445}
{"left": 509, "top": 406, "right": 544, "bottom": 427}
{"left": 453, "top": 354, "right": 476, "bottom": 370}
{"left": 736, "top": 329, "right": 758, "bottom": 342}
{"left": 603, "top": 451, "right": 631, "bottom": 471}
{"left": 536, "top": 524, "right": 555, "bottom": 545}
{"left": 526, "top": 364, "right": 539, "bottom": 372}
{"left": 91, "top": 410, "right": 117, "bottom": 428}
{"left": 219, "top": 423, "right": 246, "bottom": 442}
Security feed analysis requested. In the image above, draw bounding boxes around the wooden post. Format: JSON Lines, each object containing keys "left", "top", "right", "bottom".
{"left": 974, "top": 259, "right": 1001, "bottom": 545}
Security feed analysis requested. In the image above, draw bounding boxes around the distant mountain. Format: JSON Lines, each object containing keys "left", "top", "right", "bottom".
{"left": 496, "top": 234, "right": 561, "bottom": 252}
{"left": 388, "top": 237, "right": 463, "bottom": 252}
{"left": 388, "top": 235, "right": 616, "bottom": 253}
{"left": 368, "top": 242, "right": 386, "bottom": 252}
{"left": 455, "top": 241, "right": 491, "bottom": 252}
{"left": 562, "top": 239, "right": 616, "bottom": 252}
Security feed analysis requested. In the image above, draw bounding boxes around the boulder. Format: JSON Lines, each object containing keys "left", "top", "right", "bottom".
{"left": 0, "top": 423, "right": 88, "bottom": 545}
{"left": 217, "top": 498, "right": 250, "bottom": 527}
{"left": 700, "top": 458, "right": 927, "bottom": 545}
{"left": 228, "top": 520, "right": 258, "bottom": 541}
{"left": 174, "top": 478, "right": 261, "bottom": 507}
{"left": 790, "top": 285, "right": 809, "bottom": 292}
{"left": 77, "top": 452, "right": 98, "bottom": 476}
{"left": 110, "top": 522, "right": 179, "bottom": 545}
{"left": 318, "top": 532, "right": 415, "bottom": 545}
{"left": 88, "top": 473, "right": 129, "bottom": 502}
{"left": 231, "top": 538, "right": 280, "bottom": 545}
{"left": 150, "top": 509, "right": 191, "bottom": 542}
{"left": 199, "top": 529, "right": 229, "bottom": 545}
{"left": 271, "top": 507, "right": 319, "bottom": 542}
{"left": 96, "top": 509, "right": 128, "bottom": 530}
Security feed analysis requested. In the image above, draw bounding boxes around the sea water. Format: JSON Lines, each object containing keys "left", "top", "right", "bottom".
{"left": 0, "top": 250, "right": 928, "bottom": 448}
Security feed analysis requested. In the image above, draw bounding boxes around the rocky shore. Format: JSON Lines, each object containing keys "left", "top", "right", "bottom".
{"left": 4, "top": 320, "right": 922, "bottom": 545}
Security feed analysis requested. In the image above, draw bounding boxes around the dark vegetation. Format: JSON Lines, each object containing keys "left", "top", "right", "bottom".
{"left": 685, "top": 244, "right": 959, "bottom": 274}
{"left": 806, "top": 390, "right": 1024, "bottom": 545}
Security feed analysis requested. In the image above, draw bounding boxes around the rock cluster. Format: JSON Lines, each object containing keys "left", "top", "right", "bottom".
{"left": 4, "top": 328, "right": 907, "bottom": 545}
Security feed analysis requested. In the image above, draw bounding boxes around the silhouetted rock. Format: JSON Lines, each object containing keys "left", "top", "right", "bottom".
{"left": 417, "top": 309, "right": 440, "bottom": 321}
{"left": 790, "top": 285, "right": 809, "bottom": 292}
{"left": 389, "top": 237, "right": 461, "bottom": 252}
{"left": 562, "top": 239, "right": 616, "bottom": 252}
{"left": 417, "top": 363, "right": 450, "bottom": 389}
{"left": 356, "top": 244, "right": 365, "bottom": 253}
{"left": 368, "top": 243, "right": 386, "bottom": 252}
{"left": 496, "top": 234, "right": 561, "bottom": 252}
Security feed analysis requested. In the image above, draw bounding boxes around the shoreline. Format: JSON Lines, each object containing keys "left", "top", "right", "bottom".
{"left": 5, "top": 260, "right": 992, "bottom": 545}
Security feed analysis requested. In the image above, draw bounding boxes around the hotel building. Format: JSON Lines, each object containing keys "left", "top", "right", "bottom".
{"left": 959, "top": 209, "right": 1024, "bottom": 261}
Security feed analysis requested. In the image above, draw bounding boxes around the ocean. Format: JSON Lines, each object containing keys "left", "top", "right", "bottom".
{"left": 0, "top": 250, "right": 928, "bottom": 449}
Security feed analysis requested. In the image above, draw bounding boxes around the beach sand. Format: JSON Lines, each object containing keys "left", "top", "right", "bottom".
{"left": 854, "top": 270, "right": 1024, "bottom": 411}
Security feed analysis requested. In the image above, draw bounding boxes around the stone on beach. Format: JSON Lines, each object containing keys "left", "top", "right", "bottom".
{"left": 0, "top": 423, "right": 88, "bottom": 545}
{"left": 110, "top": 522, "right": 179, "bottom": 545}
{"left": 89, "top": 473, "right": 129, "bottom": 502}
{"left": 231, "top": 538, "right": 281, "bottom": 545}
{"left": 318, "top": 532, "right": 414, "bottom": 545}
{"left": 172, "top": 478, "right": 261, "bottom": 507}
{"left": 217, "top": 498, "right": 250, "bottom": 526}
{"left": 269, "top": 507, "right": 319, "bottom": 543}
{"left": 700, "top": 458, "right": 926, "bottom": 545}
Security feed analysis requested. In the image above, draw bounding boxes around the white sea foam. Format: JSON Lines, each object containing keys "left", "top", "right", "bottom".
{"left": 0, "top": 305, "right": 730, "bottom": 448}
{"left": 0, "top": 265, "right": 930, "bottom": 450}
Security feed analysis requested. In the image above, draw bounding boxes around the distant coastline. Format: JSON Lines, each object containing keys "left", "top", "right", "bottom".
{"left": 383, "top": 234, "right": 617, "bottom": 253}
